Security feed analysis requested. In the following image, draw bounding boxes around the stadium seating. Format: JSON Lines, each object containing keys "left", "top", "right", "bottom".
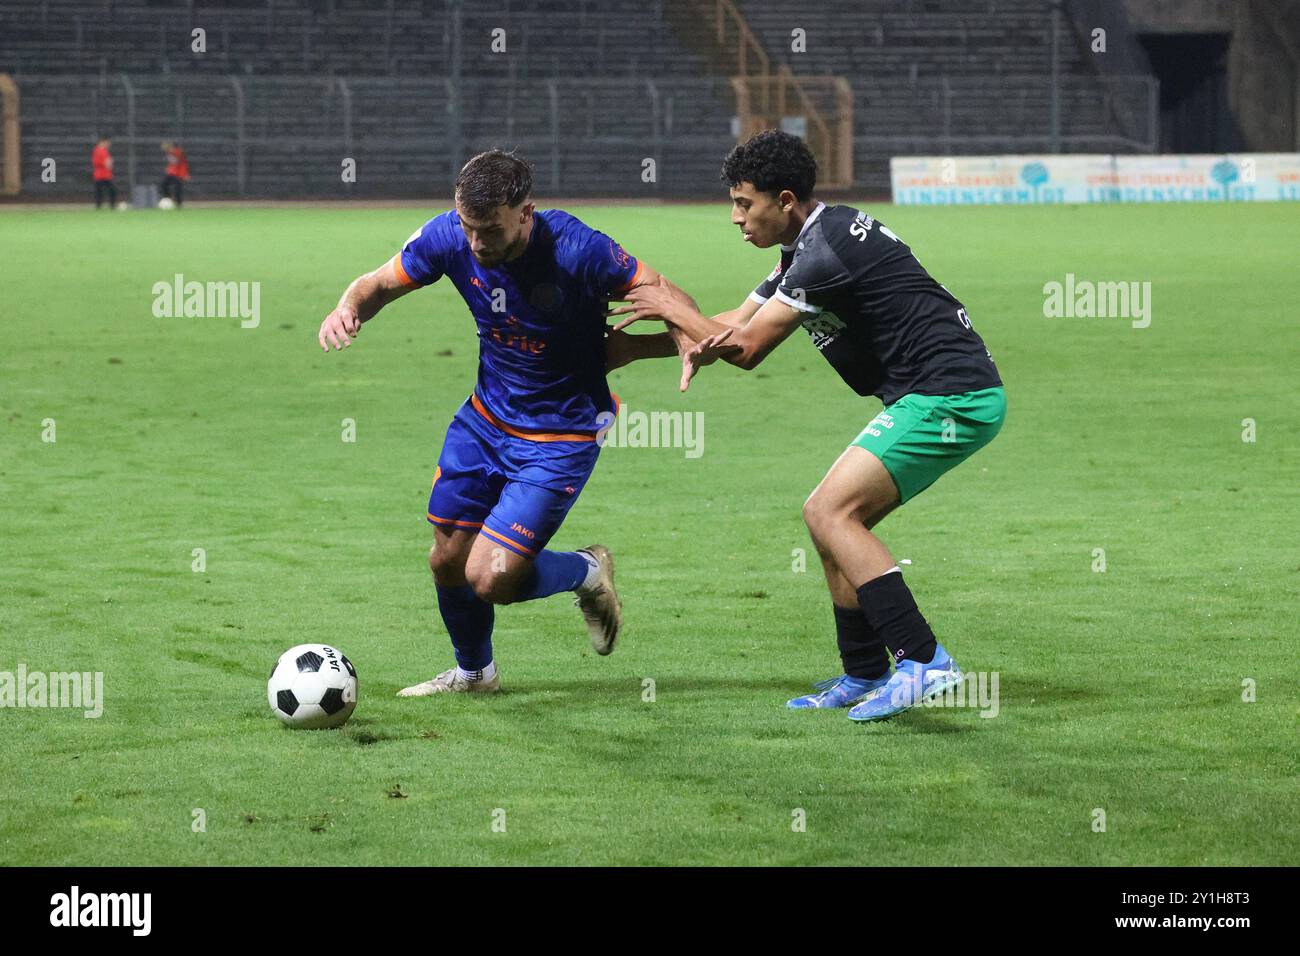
{"left": 0, "top": 0, "right": 1149, "bottom": 197}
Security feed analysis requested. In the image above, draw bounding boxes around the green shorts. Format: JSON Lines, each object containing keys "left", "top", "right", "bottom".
{"left": 850, "top": 386, "right": 1006, "bottom": 503}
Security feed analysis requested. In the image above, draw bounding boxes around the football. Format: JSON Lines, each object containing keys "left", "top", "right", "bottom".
{"left": 267, "top": 643, "right": 358, "bottom": 729}
{"left": 157, "top": 196, "right": 176, "bottom": 210}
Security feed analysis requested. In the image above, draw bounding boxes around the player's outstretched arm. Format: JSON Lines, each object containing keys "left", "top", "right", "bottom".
{"left": 679, "top": 297, "right": 804, "bottom": 389}
{"left": 318, "top": 255, "right": 417, "bottom": 352}
{"left": 610, "top": 279, "right": 760, "bottom": 342}
{"left": 602, "top": 263, "right": 697, "bottom": 371}
{"left": 605, "top": 325, "right": 679, "bottom": 371}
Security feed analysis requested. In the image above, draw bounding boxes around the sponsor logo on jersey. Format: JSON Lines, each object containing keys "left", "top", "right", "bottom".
{"left": 801, "top": 311, "right": 846, "bottom": 350}
{"left": 489, "top": 328, "right": 547, "bottom": 354}
{"left": 862, "top": 412, "right": 894, "bottom": 439}
{"left": 609, "top": 239, "right": 630, "bottom": 269}
{"left": 849, "top": 211, "right": 874, "bottom": 241}
{"left": 850, "top": 211, "right": 902, "bottom": 244}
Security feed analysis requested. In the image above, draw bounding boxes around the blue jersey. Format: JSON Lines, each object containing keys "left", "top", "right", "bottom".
{"left": 397, "top": 208, "right": 642, "bottom": 436}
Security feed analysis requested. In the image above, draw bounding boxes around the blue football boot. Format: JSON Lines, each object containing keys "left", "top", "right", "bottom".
{"left": 847, "top": 644, "right": 964, "bottom": 722}
{"left": 787, "top": 673, "right": 890, "bottom": 709}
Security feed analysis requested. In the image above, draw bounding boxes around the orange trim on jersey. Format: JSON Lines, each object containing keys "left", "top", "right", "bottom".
{"left": 471, "top": 394, "right": 606, "bottom": 443}
{"left": 430, "top": 466, "right": 442, "bottom": 489}
{"left": 480, "top": 525, "right": 538, "bottom": 557}
{"left": 614, "top": 259, "right": 646, "bottom": 294}
{"left": 427, "top": 513, "right": 484, "bottom": 529}
{"left": 392, "top": 254, "right": 419, "bottom": 289}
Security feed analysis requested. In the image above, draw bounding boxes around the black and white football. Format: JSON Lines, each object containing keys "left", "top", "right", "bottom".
{"left": 267, "top": 643, "right": 358, "bottom": 729}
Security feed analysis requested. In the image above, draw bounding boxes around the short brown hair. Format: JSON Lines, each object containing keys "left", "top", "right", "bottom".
{"left": 455, "top": 149, "right": 533, "bottom": 219}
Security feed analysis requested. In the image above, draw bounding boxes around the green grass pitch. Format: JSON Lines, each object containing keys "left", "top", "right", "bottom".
{"left": 1, "top": 200, "right": 1296, "bottom": 866}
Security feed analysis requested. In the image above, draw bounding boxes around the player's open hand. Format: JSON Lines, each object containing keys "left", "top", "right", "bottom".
{"left": 681, "top": 328, "right": 741, "bottom": 392}
{"left": 318, "top": 306, "right": 362, "bottom": 351}
{"left": 608, "top": 283, "right": 677, "bottom": 330}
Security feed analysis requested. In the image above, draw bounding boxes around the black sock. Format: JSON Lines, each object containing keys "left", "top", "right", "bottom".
{"left": 856, "top": 571, "right": 937, "bottom": 665}
{"left": 833, "top": 604, "right": 890, "bottom": 680}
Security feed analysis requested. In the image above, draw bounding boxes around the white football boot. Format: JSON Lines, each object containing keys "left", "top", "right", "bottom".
{"left": 396, "top": 666, "right": 500, "bottom": 697}
{"left": 575, "top": 544, "right": 622, "bottom": 655}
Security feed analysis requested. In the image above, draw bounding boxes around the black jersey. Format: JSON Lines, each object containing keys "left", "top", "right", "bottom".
{"left": 749, "top": 203, "right": 1002, "bottom": 405}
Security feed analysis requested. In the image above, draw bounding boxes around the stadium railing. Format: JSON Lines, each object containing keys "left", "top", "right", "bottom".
{"left": 10, "top": 72, "right": 1156, "bottom": 199}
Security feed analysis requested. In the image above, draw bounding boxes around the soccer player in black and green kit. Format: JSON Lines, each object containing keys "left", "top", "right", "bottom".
{"left": 612, "top": 130, "right": 1005, "bottom": 722}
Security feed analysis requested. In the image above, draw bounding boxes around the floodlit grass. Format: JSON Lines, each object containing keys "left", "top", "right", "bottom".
{"left": 1, "top": 201, "right": 1296, "bottom": 864}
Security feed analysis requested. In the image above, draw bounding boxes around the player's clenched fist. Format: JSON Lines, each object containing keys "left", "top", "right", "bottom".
{"left": 318, "top": 306, "right": 361, "bottom": 351}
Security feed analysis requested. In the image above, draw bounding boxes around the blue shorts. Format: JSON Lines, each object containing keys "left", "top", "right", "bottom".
{"left": 426, "top": 397, "right": 602, "bottom": 557}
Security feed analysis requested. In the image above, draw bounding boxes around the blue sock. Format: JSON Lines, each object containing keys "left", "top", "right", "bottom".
{"left": 514, "top": 549, "right": 593, "bottom": 602}
{"left": 436, "top": 584, "right": 494, "bottom": 670}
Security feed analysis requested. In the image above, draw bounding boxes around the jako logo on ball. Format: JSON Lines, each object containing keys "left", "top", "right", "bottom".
{"left": 267, "top": 643, "right": 357, "bottom": 729}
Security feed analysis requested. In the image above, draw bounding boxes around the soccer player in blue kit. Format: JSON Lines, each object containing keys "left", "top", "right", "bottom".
{"left": 317, "top": 150, "right": 691, "bottom": 696}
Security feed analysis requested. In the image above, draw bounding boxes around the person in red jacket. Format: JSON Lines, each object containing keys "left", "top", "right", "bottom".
{"left": 160, "top": 141, "right": 190, "bottom": 207}
{"left": 92, "top": 138, "right": 116, "bottom": 209}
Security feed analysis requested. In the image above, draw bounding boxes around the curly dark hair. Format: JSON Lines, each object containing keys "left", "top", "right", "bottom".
{"left": 455, "top": 149, "right": 533, "bottom": 218}
{"left": 721, "top": 129, "right": 817, "bottom": 201}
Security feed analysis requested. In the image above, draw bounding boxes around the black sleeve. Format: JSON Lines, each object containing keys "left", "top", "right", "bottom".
{"left": 775, "top": 235, "right": 852, "bottom": 313}
{"left": 750, "top": 259, "right": 784, "bottom": 303}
